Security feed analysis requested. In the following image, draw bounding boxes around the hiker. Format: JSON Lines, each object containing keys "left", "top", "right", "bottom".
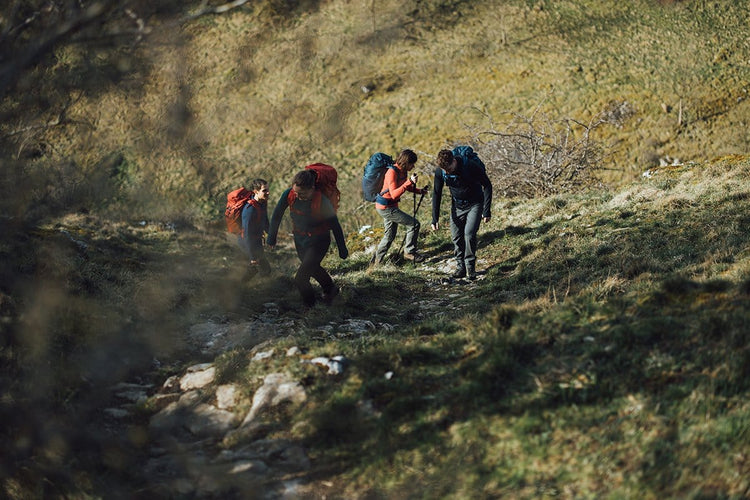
{"left": 238, "top": 178, "right": 272, "bottom": 277}
{"left": 267, "top": 169, "right": 348, "bottom": 308}
{"left": 373, "top": 149, "right": 429, "bottom": 264}
{"left": 431, "top": 147, "right": 492, "bottom": 280}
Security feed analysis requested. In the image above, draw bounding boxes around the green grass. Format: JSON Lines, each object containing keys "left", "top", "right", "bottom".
{"left": 3, "top": 156, "right": 750, "bottom": 498}
{"left": 2, "top": 0, "right": 750, "bottom": 497}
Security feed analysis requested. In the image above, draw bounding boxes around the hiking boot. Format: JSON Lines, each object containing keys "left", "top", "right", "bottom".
{"left": 452, "top": 268, "right": 466, "bottom": 279}
{"left": 322, "top": 286, "right": 340, "bottom": 305}
{"left": 403, "top": 252, "right": 425, "bottom": 263}
{"left": 467, "top": 264, "right": 477, "bottom": 280}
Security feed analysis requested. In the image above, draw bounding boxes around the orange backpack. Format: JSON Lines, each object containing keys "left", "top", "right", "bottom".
{"left": 307, "top": 163, "right": 340, "bottom": 211}
{"left": 225, "top": 187, "right": 256, "bottom": 235}
{"left": 286, "top": 163, "right": 340, "bottom": 214}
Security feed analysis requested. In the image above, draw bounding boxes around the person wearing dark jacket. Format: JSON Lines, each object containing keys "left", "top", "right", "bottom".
{"left": 239, "top": 178, "right": 272, "bottom": 277}
{"left": 267, "top": 169, "right": 348, "bottom": 307}
{"left": 431, "top": 148, "right": 492, "bottom": 280}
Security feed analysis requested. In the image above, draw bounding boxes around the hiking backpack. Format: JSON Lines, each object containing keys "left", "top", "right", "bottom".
{"left": 452, "top": 145, "right": 486, "bottom": 173}
{"left": 225, "top": 187, "right": 254, "bottom": 235}
{"left": 361, "top": 152, "right": 395, "bottom": 202}
{"left": 287, "top": 163, "right": 340, "bottom": 214}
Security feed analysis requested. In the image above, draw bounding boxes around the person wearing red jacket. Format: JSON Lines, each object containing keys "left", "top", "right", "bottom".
{"left": 267, "top": 170, "right": 348, "bottom": 308}
{"left": 373, "top": 149, "right": 429, "bottom": 264}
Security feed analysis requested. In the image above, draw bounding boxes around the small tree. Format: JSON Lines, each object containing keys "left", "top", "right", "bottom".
{"left": 467, "top": 101, "right": 634, "bottom": 197}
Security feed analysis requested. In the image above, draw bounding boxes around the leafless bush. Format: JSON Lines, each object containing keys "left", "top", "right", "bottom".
{"left": 468, "top": 101, "right": 634, "bottom": 198}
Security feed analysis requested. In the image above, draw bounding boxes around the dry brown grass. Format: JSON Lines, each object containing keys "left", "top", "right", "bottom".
{"left": 4, "top": 0, "right": 749, "bottom": 227}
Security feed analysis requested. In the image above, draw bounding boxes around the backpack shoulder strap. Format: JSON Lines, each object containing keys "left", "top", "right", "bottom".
{"left": 287, "top": 189, "right": 323, "bottom": 216}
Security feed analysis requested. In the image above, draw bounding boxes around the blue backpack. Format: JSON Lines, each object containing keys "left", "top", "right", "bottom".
{"left": 362, "top": 152, "right": 396, "bottom": 202}
{"left": 452, "top": 145, "right": 486, "bottom": 173}
{"left": 442, "top": 146, "right": 487, "bottom": 186}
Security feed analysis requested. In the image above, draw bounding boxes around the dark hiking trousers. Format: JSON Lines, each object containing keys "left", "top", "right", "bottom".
{"left": 294, "top": 233, "right": 334, "bottom": 307}
{"left": 450, "top": 201, "right": 482, "bottom": 272}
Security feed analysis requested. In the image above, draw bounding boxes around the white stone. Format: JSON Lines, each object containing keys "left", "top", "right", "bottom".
{"left": 241, "top": 373, "right": 306, "bottom": 426}
{"left": 179, "top": 366, "right": 216, "bottom": 390}
{"left": 216, "top": 384, "right": 238, "bottom": 409}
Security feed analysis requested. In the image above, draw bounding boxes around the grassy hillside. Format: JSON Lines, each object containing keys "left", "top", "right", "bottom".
{"left": 3, "top": 0, "right": 748, "bottom": 225}
{"left": 3, "top": 154, "right": 749, "bottom": 498}
{"left": 1, "top": 0, "right": 750, "bottom": 497}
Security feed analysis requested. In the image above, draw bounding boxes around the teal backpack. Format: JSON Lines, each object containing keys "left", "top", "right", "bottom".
{"left": 361, "top": 152, "right": 396, "bottom": 202}
{"left": 452, "top": 145, "right": 486, "bottom": 173}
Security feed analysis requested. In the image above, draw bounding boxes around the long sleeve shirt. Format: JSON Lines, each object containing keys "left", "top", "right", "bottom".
{"left": 238, "top": 200, "right": 268, "bottom": 260}
{"left": 375, "top": 165, "right": 420, "bottom": 209}
{"left": 432, "top": 158, "right": 492, "bottom": 224}
{"left": 267, "top": 188, "right": 348, "bottom": 256}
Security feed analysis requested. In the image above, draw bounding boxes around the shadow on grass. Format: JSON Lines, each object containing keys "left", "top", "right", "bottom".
{"left": 295, "top": 194, "right": 750, "bottom": 492}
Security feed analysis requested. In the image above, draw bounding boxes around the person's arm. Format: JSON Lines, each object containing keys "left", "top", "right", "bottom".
{"left": 330, "top": 217, "right": 348, "bottom": 259}
{"left": 262, "top": 204, "right": 270, "bottom": 234}
{"left": 478, "top": 167, "right": 493, "bottom": 221}
{"left": 318, "top": 195, "right": 348, "bottom": 258}
{"left": 242, "top": 204, "right": 259, "bottom": 260}
{"left": 431, "top": 168, "right": 444, "bottom": 228}
{"left": 383, "top": 167, "right": 413, "bottom": 201}
{"left": 267, "top": 189, "right": 291, "bottom": 247}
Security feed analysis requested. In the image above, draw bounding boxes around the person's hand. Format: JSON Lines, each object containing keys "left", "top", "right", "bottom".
{"left": 431, "top": 222, "right": 439, "bottom": 231}
{"left": 339, "top": 248, "right": 349, "bottom": 259}
{"left": 420, "top": 187, "right": 429, "bottom": 195}
{"left": 409, "top": 173, "right": 418, "bottom": 184}
{"left": 482, "top": 216, "right": 491, "bottom": 223}
{"left": 249, "top": 259, "right": 258, "bottom": 265}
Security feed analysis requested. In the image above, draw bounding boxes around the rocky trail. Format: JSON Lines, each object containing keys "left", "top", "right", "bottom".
{"left": 98, "top": 256, "right": 489, "bottom": 498}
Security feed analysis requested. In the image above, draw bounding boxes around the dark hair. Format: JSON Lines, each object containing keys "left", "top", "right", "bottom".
{"left": 292, "top": 169, "right": 316, "bottom": 189}
{"left": 395, "top": 149, "right": 417, "bottom": 167}
{"left": 250, "top": 178, "right": 268, "bottom": 191}
{"left": 437, "top": 149, "right": 456, "bottom": 173}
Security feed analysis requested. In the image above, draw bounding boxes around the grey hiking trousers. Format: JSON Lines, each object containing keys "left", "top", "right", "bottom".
{"left": 450, "top": 201, "right": 482, "bottom": 271}
{"left": 375, "top": 206, "right": 420, "bottom": 262}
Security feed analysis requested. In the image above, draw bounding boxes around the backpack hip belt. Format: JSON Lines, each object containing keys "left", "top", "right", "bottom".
{"left": 293, "top": 226, "right": 329, "bottom": 237}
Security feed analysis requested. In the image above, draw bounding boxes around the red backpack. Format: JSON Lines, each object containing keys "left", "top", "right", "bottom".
{"left": 225, "top": 187, "right": 258, "bottom": 235}
{"left": 287, "top": 163, "right": 340, "bottom": 213}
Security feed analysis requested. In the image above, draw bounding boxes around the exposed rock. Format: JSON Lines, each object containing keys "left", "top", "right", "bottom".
{"left": 252, "top": 349, "right": 274, "bottom": 361}
{"left": 240, "top": 373, "right": 307, "bottom": 427}
{"left": 161, "top": 375, "right": 180, "bottom": 392}
{"left": 179, "top": 364, "right": 216, "bottom": 390}
{"left": 285, "top": 346, "right": 301, "bottom": 356}
{"left": 304, "top": 355, "right": 348, "bottom": 375}
{"left": 184, "top": 404, "right": 237, "bottom": 438}
{"left": 150, "top": 393, "right": 181, "bottom": 411}
{"left": 188, "top": 321, "right": 278, "bottom": 356}
{"left": 149, "top": 391, "right": 201, "bottom": 434}
{"left": 215, "top": 384, "right": 239, "bottom": 409}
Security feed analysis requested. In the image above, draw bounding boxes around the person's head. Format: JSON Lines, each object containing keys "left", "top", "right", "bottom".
{"left": 250, "top": 178, "right": 269, "bottom": 203}
{"left": 292, "top": 170, "right": 316, "bottom": 201}
{"left": 395, "top": 149, "right": 418, "bottom": 172}
{"left": 437, "top": 149, "right": 458, "bottom": 174}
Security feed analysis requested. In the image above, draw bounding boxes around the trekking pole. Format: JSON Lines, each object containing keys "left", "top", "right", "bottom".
{"left": 396, "top": 185, "right": 429, "bottom": 262}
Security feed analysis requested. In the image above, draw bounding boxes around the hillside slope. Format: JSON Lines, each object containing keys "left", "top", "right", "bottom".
{"left": 1, "top": 0, "right": 750, "bottom": 497}
{"left": 3, "top": 155, "right": 749, "bottom": 498}
{"left": 2, "top": 0, "right": 747, "bottom": 226}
